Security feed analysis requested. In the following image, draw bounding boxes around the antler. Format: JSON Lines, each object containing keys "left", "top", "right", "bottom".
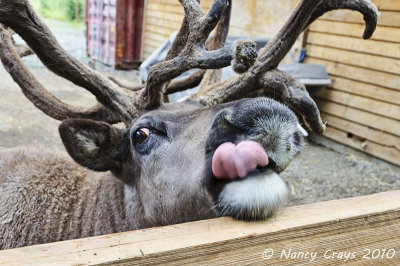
{"left": 0, "top": 0, "right": 379, "bottom": 135}
{"left": 0, "top": 0, "right": 140, "bottom": 124}
{"left": 0, "top": 26, "right": 121, "bottom": 123}
{"left": 138, "top": 0, "right": 257, "bottom": 109}
{"left": 190, "top": 0, "right": 379, "bottom": 134}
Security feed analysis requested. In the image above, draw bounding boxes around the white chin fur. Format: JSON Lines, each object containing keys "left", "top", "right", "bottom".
{"left": 217, "top": 171, "right": 288, "bottom": 220}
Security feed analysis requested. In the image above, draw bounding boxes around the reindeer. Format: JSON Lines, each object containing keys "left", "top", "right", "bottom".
{"left": 0, "top": 0, "right": 378, "bottom": 250}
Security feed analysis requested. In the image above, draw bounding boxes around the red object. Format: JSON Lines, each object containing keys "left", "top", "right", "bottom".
{"left": 86, "top": 0, "right": 144, "bottom": 69}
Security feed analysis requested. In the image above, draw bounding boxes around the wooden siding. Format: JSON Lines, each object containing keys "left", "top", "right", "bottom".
{"left": 305, "top": 0, "right": 400, "bottom": 166}
{"left": 141, "top": 0, "right": 300, "bottom": 59}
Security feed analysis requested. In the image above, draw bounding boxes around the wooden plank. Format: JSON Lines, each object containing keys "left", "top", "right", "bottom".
{"left": 321, "top": 10, "right": 400, "bottom": 27}
{"left": 143, "top": 34, "right": 169, "bottom": 44}
{"left": 323, "top": 126, "right": 400, "bottom": 165}
{"left": 145, "top": 16, "right": 182, "bottom": 29}
{"left": 315, "top": 88, "right": 400, "bottom": 119}
{"left": 145, "top": 22, "right": 179, "bottom": 33}
{"left": 145, "top": 8, "right": 184, "bottom": 21}
{"left": 146, "top": 2, "right": 184, "bottom": 15}
{"left": 309, "top": 20, "right": 400, "bottom": 43}
{"left": 143, "top": 24, "right": 175, "bottom": 37}
{"left": 305, "top": 57, "right": 400, "bottom": 90}
{"left": 307, "top": 45, "right": 400, "bottom": 75}
{"left": 315, "top": 98, "right": 400, "bottom": 136}
{"left": 145, "top": 13, "right": 184, "bottom": 24}
{"left": 320, "top": 112, "right": 400, "bottom": 149}
{"left": 0, "top": 191, "right": 399, "bottom": 265}
{"left": 148, "top": 0, "right": 212, "bottom": 10}
{"left": 307, "top": 32, "right": 400, "bottom": 59}
{"left": 143, "top": 45, "right": 158, "bottom": 56}
{"left": 372, "top": 0, "right": 400, "bottom": 11}
{"left": 326, "top": 76, "right": 400, "bottom": 105}
{"left": 146, "top": 1, "right": 213, "bottom": 16}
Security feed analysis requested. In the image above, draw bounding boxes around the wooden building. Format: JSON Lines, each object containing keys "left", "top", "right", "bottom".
{"left": 304, "top": 0, "right": 400, "bottom": 165}
{"left": 141, "top": 0, "right": 301, "bottom": 59}
{"left": 140, "top": 0, "right": 399, "bottom": 166}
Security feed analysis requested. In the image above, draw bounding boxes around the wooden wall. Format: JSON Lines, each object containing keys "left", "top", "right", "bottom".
{"left": 141, "top": 0, "right": 300, "bottom": 59}
{"left": 304, "top": 0, "right": 400, "bottom": 165}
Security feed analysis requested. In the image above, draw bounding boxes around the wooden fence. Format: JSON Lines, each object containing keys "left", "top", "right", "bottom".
{"left": 0, "top": 191, "right": 399, "bottom": 265}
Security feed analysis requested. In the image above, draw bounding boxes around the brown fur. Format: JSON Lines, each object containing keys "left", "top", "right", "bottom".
{"left": 0, "top": 148, "right": 145, "bottom": 250}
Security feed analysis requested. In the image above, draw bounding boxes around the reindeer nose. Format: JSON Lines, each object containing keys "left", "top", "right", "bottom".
{"left": 212, "top": 141, "right": 269, "bottom": 179}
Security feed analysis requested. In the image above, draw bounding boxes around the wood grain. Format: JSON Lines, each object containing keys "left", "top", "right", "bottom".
{"left": 323, "top": 126, "right": 400, "bottom": 165}
{"left": 315, "top": 88, "right": 400, "bottom": 119}
{"left": 307, "top": 31, "right": 400, "bottom": 59}
{"left": 309, "top": 20, "right": 400, "bottom": 43}
{"left": 373, "top": 0, "right": 400, "bottom": 10}
{"left": 315, "top": 98, "right": 400, "bottom": 136}
{"left": 307, "top": 45, "right": 400, "bottom": 75}
{"left": 324, "top": 76, "right": 399, "bottom": 105}
{"left": 0, "top": 191, "right": 399, "bottom": 265}
{"left": 306, "top": 57, "right": 400, "bottom": 90}
{"left": 321, "top": 10, "right": 400, "bottom": 27}
{"left": 320, "top": 112, "right": 399, "bottom": 148}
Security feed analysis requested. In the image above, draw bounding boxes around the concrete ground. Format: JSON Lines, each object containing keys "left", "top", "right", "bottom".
{"left": 1, "top": 20, "right": 399, "bottom": 207}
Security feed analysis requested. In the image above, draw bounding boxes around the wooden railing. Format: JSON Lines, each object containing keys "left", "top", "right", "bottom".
{"left": 1, "top": 190, "right": 399, "bottom": 265}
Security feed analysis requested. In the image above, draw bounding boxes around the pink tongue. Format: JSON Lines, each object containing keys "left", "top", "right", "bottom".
{"left": 212, "top": 141, "right": 269, "bottom": 179}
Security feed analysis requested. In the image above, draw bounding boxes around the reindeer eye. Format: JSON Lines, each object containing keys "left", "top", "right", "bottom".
{"left": 133, "top": 128, "right": 150, "bottom": 144}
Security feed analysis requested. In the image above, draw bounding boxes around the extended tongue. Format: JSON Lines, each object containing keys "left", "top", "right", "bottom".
{"left": 212, "top": 141, "right": 269, "bottom": 179}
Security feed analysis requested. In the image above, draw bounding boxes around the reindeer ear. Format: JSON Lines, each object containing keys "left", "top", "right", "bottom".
{"left": 59, "top": 119, "right": 129, "bottom": 172}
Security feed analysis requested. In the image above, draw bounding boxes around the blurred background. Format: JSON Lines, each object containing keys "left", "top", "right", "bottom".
{"left": 31, "top": 0, "right": 85, "bottom": 23}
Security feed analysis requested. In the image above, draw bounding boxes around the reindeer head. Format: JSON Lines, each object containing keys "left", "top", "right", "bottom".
{"left": 0, "top": 0, "right": 378, "bottom": 223}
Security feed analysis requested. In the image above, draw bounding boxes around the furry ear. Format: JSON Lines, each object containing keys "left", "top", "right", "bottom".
{"left": 59, "top": 119, "right": 129, "bottom": 172}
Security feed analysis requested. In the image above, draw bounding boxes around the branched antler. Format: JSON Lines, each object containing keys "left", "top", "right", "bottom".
{"left": 189, "top": 0, "right": 379, "bottom": 134}
{"left": 0, "top": 0, "right": 139, "bottom": 124}
{"left": 197, "top": 0, "right": 232, "bottom": 91}
{"left": 305, "top": 0, "right": 379, "bottom": 39}
{"left": 0, "top": 26, "right": 120, "bottom": 123}
{"left": 0, "top": 0, "right": 379, "bottom": 135}
{"left": 138, "top": 0, "right": 257, "bottom": 109}
{"left": 9, "top": 32, "right": 33, "bottom": 58}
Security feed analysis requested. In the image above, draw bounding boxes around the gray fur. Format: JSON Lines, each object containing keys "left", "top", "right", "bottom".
{"left": 0, "top": 98, "right": 305, "bottom": 250}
